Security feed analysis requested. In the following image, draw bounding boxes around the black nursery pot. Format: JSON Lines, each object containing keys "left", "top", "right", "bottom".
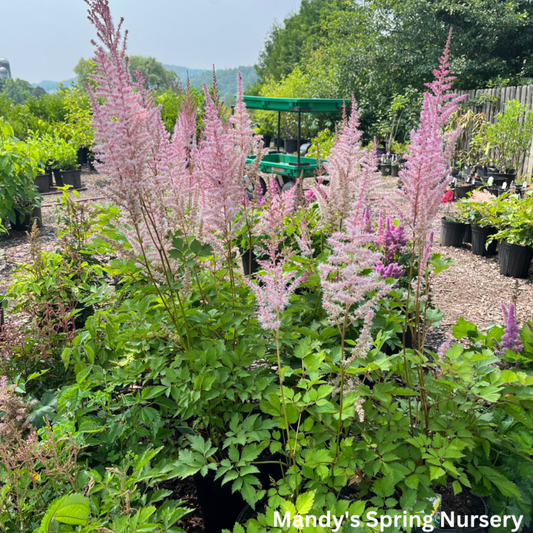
{"left": 499, "top": 241, "right": 533, "bottom": 278}
{"left": 241, "top": 248, "right": 261, "bottom": 277}
{"left": 262, "top": 135, "right": 272, "bottom": 148}
{"left": 10, "top": 207, "right": 41, "bottom": 231}
{"left": 283, "top": 138, "right": 298, "bottom": 154}
{"left": 471, "top": 225, "right": 497, "bottom": 256}
{"left": 487, "top": 172, "right": 514, "bottom": 187}
{"left": 194, "top": 471, "right": 245, "bottom": 533}
{"left": 440, "top": 218, "right": 466, "bottom": 248}
{"left": 454, "top": 185, "right": 473, "bottom": 200}
{"left": 53, "top": 168, "right": 64, "bottom": 187}
{"left": 61, "top": 169, "right": 82, "bottom": 189}
{"left": 381, "top": 163, "right": 392, "bottom": 177}
{"left": 391, "top": 164, "right": 399, "bottom": 177}
{"left": 463, "top": 224, "right": 472, "bottom": 244}
{"left": 475, "top": 165, "right": 487, "bottom": 177}
{"left": 34, "top": 173, "right": 50, "bottom": 194}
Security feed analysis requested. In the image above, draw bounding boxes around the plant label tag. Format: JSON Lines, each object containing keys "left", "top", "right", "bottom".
{"left": 502, "top": 182, "right": 507, "bottom": 190}
{"left": 488, "top": 176, "right": 494, "bottom": 186}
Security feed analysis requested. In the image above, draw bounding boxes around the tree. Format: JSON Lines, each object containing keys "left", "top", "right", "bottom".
{"left": 256, "top": 0, "right": 349, "bottom": 83}
{"left": 0, "top": 78, "right": 45, "bottom": 105}
{"left": 128, "top": 56, "right": 178, "bottom": 90}
{"left": 74, "top": 55, "right": 178, "bottom": 91}
{"left": 256, "top": 0, "right": 533, "bottom": 140}
{"left": 73, "top": 57, "right": 97, "bottom": 91}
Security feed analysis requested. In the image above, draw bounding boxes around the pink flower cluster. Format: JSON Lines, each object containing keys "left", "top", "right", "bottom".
{"left": 441, "top": 190, "right": 454, "bottom": 204}
{"left": 501, "top": 303, "right": 523, "bottom": 353}
{"left": 391, "top": 29, "right": 467, "bottom": 268}
{"left": 312, "top": 96, "right": 380, "bottom": 233}
{"left": 85, "top": 0, "right": 263, "bottom": 273}
{"left": 375, "top": 212, "right": 409, "bottom": 264}
{"left": 245, "top": 181, "right": 303, "bottom": 330}
{"left": 372, "top": 261, "right": 403, "bottom": 279}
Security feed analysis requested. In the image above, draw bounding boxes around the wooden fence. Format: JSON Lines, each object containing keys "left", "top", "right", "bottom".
{"left": 455, "top": 85, "right": 533, "bottom": 177}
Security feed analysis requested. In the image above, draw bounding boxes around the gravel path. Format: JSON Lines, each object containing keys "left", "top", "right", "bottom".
{"left": 1, "top": 171, "right": 532, "bottom": 333}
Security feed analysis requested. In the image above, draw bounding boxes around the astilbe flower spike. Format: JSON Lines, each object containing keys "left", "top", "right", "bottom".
{"left": 319, "top": 203, "right": 389, "bottom": 332}
{"left": 312, "top": 96, "right": 379, "bottom": 233}
{"left": 198, "top": 77, "right": 264, "bottom": 251}
{"left": 391, "top": 29, "right": 467, "bottom": 272}
{"left": 245, "top": 180, "right": 303, "bottom": 330}
{"left": 85, "top": 0, "right": 185, "bottom": 277}
{"left": 375, "top": 212, "right": 409, "bottom": 264}
{"left": 501, "top": 303, "right": 523, "bottom": 353}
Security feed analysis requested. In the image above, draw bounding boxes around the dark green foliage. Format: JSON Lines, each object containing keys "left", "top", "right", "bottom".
{"left": 0, "top": 78, "right": 46, "bottom": 105}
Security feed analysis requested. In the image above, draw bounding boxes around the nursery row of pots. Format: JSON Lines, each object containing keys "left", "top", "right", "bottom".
{"left": 441, "top": 218, "right": 532, "bottom": 278}
{"left": 34, "top": 168, "right": 83, "bottom": 193}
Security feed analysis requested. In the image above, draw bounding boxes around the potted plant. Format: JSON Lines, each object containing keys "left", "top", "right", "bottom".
{"left": 482, "top": 99, "right": 533, "bottom": 184}
{"left": 0, "top": 123, "right": 42, "bottom": 231}
{"left": 457, "top": 190, "right": 500, "bottom": 256}
{"left": 487, "top": 193, "right": 533, "bottom": 277}
{"left": 440, "top": 202, "right": 466, "bottom": 247}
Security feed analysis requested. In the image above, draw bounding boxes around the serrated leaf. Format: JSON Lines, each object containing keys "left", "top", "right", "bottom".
{"left": 296, "top": 491, "right": 315, "bottom": 515}
{"left": 405, "top": 474, "right": 419, "bottom": 489}
{"left": 430, "top": 466, "right": 446, "bottom": 480}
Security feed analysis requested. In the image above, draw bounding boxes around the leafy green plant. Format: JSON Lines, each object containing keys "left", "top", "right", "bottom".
{"left": 483, "top": 99, "right": 533, "bottom": 176}
{"left": 0, "top": 120, "right": 42, "bottom": 223}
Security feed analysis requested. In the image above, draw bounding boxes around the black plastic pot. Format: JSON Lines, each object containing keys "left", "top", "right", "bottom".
{"left": 53, "top": 168, "right": 64, "bottom": 187}
{"left": 77, "top": 145, "right": 89, "bottom": 165}
{"left": 61, "top": 169, "right": 82, "bottom": 189}
{"left": 381, "top": 163, "right": 392, "bottom": 177}
{"left": 391, "top": 164, "right": 399, "bottom": 177}
{"left": 34, "top": 174, "right": 50, "bottom": 193}
{"left": 463, "top": 224, "right": 472, "bottom": 244}
{"left": 194, "top": 471, "right": 245, "bottom": 533}
{"left": 475, "top": 165, "right": 487, "bottom": 177}
{"left": 10, "top": 207, "right": 41, "bottom": 231}
{"left": 262, "top": 135, "right": 272, "bottom": 148}
{"left": 440, "top": 218, "right": 466, "bottom": 248}
{"left": 241, "top": 248, "right": 261, "bottom": 277}
{"left": 499, "top": 241, "right": 533, "bottom": 278}
{"left": 454, "top": 185, "right": 473, "bottom": 200}
{"left": 284, "top": 138, "right": 298, "bottom": 154}
{"left": 471, "top": 225, "right": 497, "bottom": 256}
{"left": 487, "top": 172, "right": 515, "bottom": 187}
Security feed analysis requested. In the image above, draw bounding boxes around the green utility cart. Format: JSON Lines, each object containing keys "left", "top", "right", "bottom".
{"left": 241, "top": 96, "right": 346, "bottom": 192}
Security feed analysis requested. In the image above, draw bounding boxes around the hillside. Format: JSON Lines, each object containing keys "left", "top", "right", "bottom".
{"left": 188, "top": 66, "right": 258, "bottom": 99}
{"left": 31, "top": 63, "right": 257, "bottom": 98}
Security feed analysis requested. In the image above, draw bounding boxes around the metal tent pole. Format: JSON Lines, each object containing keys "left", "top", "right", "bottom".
{"left": 277, "top": 111, "right": 281, "bottom": 152}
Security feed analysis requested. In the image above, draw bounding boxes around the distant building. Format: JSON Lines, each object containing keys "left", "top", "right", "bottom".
{"left": 0, "top": 59, "right": 11, "bottom": 79}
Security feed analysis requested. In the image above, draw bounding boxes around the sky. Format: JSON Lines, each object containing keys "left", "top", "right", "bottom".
{"left": 0, "top": 0, "right": 299, "bottom": 84}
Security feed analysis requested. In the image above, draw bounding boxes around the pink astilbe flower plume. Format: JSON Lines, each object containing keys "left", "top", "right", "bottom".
{"left": 312, "top": 96, "right": 379, "bottom": 233}
{"left": 501, "top": 303, "right": 523, "bottom": 354}
{"left": 391, "top": 29, "right": 467, "bottom": 273}
{"left": 319, "top": 201, "right": 390, "bottom": 332}
{"left": 198, "top": 76, "right": 264, "bottom": 251}
{"left": 245, "top": 180, "right": 303, "bottom": 330}
{"left": 84, "top": 0, "right": 192, "bottom": 279}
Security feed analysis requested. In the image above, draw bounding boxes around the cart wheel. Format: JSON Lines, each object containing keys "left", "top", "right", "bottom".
{"left": 245, "top": 176, "right": 271, "bottom": 201}
{"left": 281, "top": 180, "right": 297, "bottom": 193}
